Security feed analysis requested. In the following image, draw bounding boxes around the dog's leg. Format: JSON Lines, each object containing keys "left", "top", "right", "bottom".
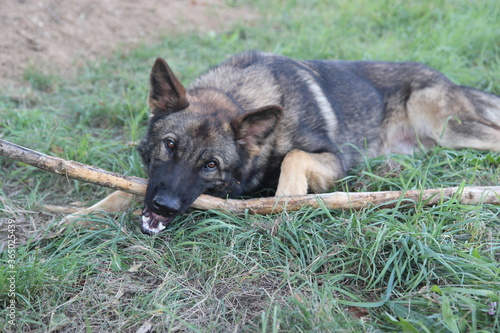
{"left": 61, "top": 190, "right": 138, "bottom": 225}
{"left": 276, "top": 149, "right": 345, "bottom": 196}
{"left": 408, "top": 83, "right": 500, "bottom": 151}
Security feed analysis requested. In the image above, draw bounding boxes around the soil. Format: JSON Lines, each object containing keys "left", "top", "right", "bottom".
{"left": 0, "top": 0, "right": 256, "bottom": 87}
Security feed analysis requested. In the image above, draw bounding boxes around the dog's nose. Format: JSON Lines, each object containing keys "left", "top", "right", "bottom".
{"left": 152, "top": 195, "right": 181, "bottom": 216}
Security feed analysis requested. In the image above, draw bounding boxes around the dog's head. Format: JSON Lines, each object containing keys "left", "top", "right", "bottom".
{"left": 137, "top": 58, "right": 282, "bottom": 234}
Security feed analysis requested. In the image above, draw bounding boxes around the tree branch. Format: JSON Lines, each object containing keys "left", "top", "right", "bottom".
{"left": 1, "top": 138, "right": 499, "bottom": 215}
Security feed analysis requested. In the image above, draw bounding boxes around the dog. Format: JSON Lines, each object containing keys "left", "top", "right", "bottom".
{"left": 75, "top": 51, "right": 500, "bottom": 234}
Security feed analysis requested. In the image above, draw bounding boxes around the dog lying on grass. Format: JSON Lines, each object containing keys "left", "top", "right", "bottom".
{"left": 82, "top": 51, "right": 500, "bottom": 234}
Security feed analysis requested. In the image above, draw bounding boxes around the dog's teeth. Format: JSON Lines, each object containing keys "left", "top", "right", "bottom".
{"left": 141, "top": 214, "right": 167, "bottom": 234}
{"left": 142, "top": 215, "right": 151, "bottom": 224}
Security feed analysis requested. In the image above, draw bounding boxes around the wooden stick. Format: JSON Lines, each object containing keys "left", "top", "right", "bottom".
{"left": 0, "top": 139, "right": 147, "bottom": 195}
{"left": 1, "top": 139, "right": 499, "bottom": 215}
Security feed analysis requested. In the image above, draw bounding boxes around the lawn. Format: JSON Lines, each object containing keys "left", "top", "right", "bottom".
{"left": 1, "top": 0, "right": 499, "bottom": 331}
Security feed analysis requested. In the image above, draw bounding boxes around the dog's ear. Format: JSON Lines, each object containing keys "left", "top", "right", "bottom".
{"left": 148, "top": 58, "right": 189, "bottom": 116}
{"left": 232, "top": 105, "right": 283, "bottom": 155}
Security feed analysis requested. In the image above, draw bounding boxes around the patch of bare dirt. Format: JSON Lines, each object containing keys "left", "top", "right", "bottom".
{"left": 0, "top": 0, "right": 256, "bottom": 87}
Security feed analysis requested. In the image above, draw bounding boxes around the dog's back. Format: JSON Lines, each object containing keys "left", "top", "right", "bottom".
{"left": 189, "top": 51, "right": 500, "bottom": 172}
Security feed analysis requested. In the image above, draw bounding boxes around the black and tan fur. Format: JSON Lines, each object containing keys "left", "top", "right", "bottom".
{"left": 82, "top": 51, "right": 500, "bottom": 234}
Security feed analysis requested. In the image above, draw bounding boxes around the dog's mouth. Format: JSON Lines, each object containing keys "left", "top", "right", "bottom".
{"left": 140, "top": 207, "right": 173, "bottom": 235}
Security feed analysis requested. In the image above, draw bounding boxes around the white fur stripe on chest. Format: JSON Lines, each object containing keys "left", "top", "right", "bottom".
{"left": 298, "top": 69, "right": 338, "bottom": 141}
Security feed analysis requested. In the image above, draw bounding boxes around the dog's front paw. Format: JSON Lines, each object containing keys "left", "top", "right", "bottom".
{"left": 275, "top": 181, "right": 308, "bottom": 196}
{"left": 276, "top": 150, "right": 308, "bottom": 196}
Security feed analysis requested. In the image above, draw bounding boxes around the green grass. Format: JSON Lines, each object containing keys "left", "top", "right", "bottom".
{"left": 1, "top": 0, "right": 500, "bottom": 331}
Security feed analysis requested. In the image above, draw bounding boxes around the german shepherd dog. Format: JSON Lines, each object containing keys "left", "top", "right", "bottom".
{"left": 84, "top": 51, "right": 500, "bottom": 234}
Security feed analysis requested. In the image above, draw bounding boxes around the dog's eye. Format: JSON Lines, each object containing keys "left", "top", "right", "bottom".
{"left": 205, "top": 160, "right": 218, "bottom": 170}
{"left": 164, "top": 140, "right": 176, "bottom": 151}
